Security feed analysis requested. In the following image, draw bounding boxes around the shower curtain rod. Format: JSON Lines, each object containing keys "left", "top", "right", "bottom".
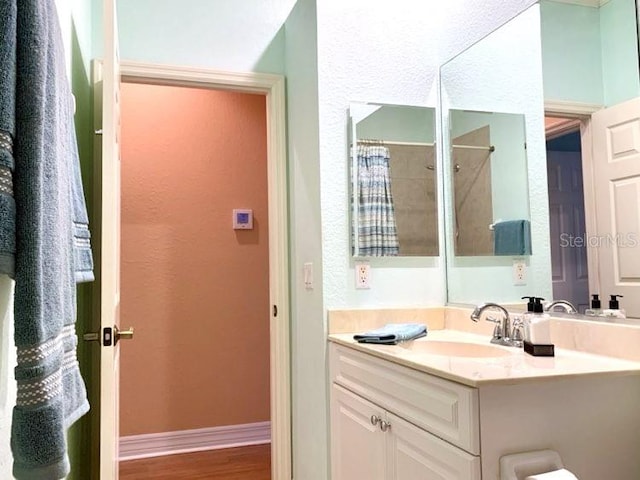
{"left": 356, "top": 140, "right": 495, "bottom": 152}
{"left": 452, "top": 144, "right": 495, "bottom": 152}
{"left": 356, "top": 140, "right": 435, "bottom": 147}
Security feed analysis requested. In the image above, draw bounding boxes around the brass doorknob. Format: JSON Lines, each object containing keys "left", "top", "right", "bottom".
{"left": 115, "top": 326, "right": 134, "bottom": 344}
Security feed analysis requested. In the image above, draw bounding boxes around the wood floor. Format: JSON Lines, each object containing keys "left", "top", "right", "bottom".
{"left": 119, "top": 444, "right": 271, "bottom": 480}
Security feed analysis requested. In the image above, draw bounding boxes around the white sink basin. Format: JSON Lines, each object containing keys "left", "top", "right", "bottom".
{"left": 398, "top": 340, "right": 515, "bottom": 358}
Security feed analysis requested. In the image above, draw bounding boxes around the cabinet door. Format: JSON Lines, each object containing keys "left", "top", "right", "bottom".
{"left": 331, "top": 384, "right": 386, "bottom": 480}
{"left": 386, "top": 412, "right": 481, "bottom": 480}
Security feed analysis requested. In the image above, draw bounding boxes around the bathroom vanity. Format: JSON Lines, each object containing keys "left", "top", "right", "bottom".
{"left": 328, "top": 314, "right": 640, "bottom": 480}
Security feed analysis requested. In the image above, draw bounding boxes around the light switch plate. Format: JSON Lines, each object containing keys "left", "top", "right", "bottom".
{"left": 303, "top": 262, "right": 313, "bottom": 290}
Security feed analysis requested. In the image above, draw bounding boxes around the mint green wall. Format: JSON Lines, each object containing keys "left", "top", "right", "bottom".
{"left": 441, "top": 5, "right": 552, "bottom": 306}
{"left": 356, "top": 105, "right": 436, "bottom": 144}
{"left": 68, "top": 2, "right": 97, "bottom": 479}
{"left": 113, "top": 0, "right": 292, "bottom": 74}
{"left": 541, "top": 1, "right": 603, "bottom": 104}
{"left": 541, "top": 0, "right": 640, "bottom": 107}
{"left": 600, "top": 0, "right": 640, "bottom": 105}
{"left": 284, "top": 1, "right": 325, "bottom": 479}
{"left": 450, "top": 111, "right": 529, "bottom": 223}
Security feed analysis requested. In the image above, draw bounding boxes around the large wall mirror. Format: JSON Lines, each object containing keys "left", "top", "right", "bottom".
{"left": 440, "top": 4, "right": 551, "bottom": 307}
{"left": 350, "top": 103, "right": 439, "bottom": 257}
{"left": 441, "top": 0, "right": 640, "bottom": 319}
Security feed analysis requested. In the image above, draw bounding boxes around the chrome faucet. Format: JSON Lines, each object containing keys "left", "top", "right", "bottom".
{"left": 470, "top": 302, "right": 523, "bottom": 347}
{"left": 544, "top": 300, "right": 578, "bottom": 314}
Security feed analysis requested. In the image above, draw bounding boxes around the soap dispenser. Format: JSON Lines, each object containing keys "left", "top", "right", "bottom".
{"left": 585, "top": 294, "right": 602, "bottom": 316}
{"left": 603, "top": 295, "right": 626, "bottom": 319}
{"left": 521, "top": 296, "right": 554, "bottom": 356}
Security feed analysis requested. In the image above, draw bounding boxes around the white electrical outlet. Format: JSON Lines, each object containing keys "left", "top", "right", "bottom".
{"left": 513, "top": 259, "right": 527, "bottom": 286}
{"left": 355, "top": 262, "right": 370, "bottom": 289}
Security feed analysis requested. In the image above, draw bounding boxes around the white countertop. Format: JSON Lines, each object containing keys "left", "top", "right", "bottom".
{"left": 328, "top": 329, "right": 640, "bottom": 387}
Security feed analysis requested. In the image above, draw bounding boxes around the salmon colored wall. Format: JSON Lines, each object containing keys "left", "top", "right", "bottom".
{"left": 119, "top": 83, "right": 270, "bottom": 436}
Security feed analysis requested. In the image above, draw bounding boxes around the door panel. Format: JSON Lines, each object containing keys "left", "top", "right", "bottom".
{"left": 331, "top": 384, "right": 386, "bottom": 480}
{"left": 547, "top": 150, "right": 589, "bottom": 312}
{"left": 592, "top": 97, "right": 640, "bottom": 317}
{"left": 386, "top": 412, "right": 480, "bottom": 480}
{"left": 99, "top": 0, "right": 121, "bottom": 478}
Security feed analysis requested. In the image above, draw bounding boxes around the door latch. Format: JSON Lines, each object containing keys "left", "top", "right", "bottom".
{"left": 83, "top": 326, "right": 134, "bottom": 346}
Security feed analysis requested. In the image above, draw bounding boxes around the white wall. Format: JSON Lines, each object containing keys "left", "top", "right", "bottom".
{"left": 441, "top": 5, "right": 552, "bottom": 306}
{"left": 316, "top": 0, "right": 445, "bottom": 315}
{"left": 436, "top": 0, "right": 538, "bottom": 62}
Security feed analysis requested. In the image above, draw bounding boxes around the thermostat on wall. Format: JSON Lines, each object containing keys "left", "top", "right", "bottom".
{"left": 233, "top": 209, "right": 253, "bottom": 230}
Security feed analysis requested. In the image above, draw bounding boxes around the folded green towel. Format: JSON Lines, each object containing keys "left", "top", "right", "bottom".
{"left": 354, "top": 323, "right": 427, "bottom": 345}
{"left": 493, "top": 219, "right": 532, "bottom": 256}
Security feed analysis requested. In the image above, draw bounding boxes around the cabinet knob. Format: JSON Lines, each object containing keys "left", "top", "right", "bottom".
{"left": 379, "top": 420, "right": 391, "bottom": 432}
{"left": 370, "top": 415, "right": 380, "bottom": 426}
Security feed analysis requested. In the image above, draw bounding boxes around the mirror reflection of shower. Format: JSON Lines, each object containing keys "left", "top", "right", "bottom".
{"left": 452, "top": 136, "right": 495, "bottom": 256}
{"left": 350, "top": 103, "right": 439, "bottom": 257}
{"left": 448, "top": 109, "right": 530, "bottom": 258}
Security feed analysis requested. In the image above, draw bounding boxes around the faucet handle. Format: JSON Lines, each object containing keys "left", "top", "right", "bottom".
{"left": 484, "top": 315, "right": 502, "bottom": 324}
{"left": 510, "top": 316, "right": 524, "bottom": 347}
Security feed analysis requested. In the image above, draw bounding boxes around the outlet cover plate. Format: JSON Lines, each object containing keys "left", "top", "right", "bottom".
{"left": 513, "top": 259, "right": 526, "bottom": 286}
{"left": 355, "top": 262, "right": 370, "bottom": 289}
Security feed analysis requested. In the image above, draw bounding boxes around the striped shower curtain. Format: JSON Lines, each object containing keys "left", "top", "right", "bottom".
{"left": 357, "top": 144, "right": 399, "bottom": 256}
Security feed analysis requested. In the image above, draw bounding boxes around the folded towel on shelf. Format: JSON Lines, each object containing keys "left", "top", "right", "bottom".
{"left": 493, "top": 219, "right": 532, "bottom": 256}
{"left": 354, "top": 323, "right": 427, "bottom": 345}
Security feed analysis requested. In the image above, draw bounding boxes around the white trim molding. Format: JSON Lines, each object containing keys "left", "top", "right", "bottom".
{"left": 119, "top": 421, "right": 271, "bottom": 461}
{"left": 119, "top": 61, "right": 291, "bottom": 480}
{"left": 545, "top": 117, "right": 581, "bottom": 139}
{"left": 545, "top": 100, "right": 602, "bottom": 117}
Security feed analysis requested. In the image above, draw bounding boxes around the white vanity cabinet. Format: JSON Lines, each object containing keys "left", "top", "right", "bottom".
{"left": 330, "top": 343, "right": 481, "bottom": 480}
{"left": 329, "top": 338, "right": 640, "bottom": 480}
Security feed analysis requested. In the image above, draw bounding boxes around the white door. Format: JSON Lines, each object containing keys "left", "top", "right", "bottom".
{"left": 98, "top": 0, "right": 123, "bottom": 477}
{"left": 331, "top": 384, "right": 386, "bottom": 480}
{"left": 386, "top": 412, "right": 481, "bottom": 480}
{"left": 547, "top": 150, "right": 590, "bottom": 312}
{"left": 592, "top": 97, "right": 640, "bottom": 318}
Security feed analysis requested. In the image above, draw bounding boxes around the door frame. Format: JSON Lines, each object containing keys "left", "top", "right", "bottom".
{"left": 544, "top": 100, "right": 601, "bottom": 296}
{"left": 118, "top": 61, "right": 291, "bottom": 479}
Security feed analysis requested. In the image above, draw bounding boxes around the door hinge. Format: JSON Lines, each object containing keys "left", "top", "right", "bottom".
{"left": 273, "top": 305, "right": 278, "bottom": 317}
{"left": 82, "top": 332, "right": 100, "bottom": 342}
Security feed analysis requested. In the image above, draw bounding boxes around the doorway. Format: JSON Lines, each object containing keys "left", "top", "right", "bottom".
{"left": 97, "top": 62, "right": 292, "bottom": 480}
{"left": 545, "top": 119, "right": 589, "bottom": 313}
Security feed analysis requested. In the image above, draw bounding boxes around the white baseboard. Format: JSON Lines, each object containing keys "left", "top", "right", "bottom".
{"left": 119, "top": 421, "right": 271, "bottom": 461}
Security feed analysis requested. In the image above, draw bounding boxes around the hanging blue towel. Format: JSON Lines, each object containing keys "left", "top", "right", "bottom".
{"left": 493, "top": 220, "right": 532, "bottom": 256}
{"left": 354, "top": 323, "right": 427, "bottom": 345}
{"left": 1, "top": 1, "right": 95, "bottom": 478}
